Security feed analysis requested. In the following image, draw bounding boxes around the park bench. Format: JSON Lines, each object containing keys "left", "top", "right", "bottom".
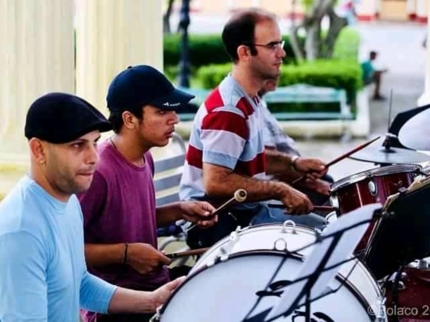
{"left": 176, "top": 84, "right": 353, "bottom": 123}
{"left": 154, "top": 133, "right": 191, "bottom": 265}
{"left": 263, "top": 84, "right": 353, "bottom": 121}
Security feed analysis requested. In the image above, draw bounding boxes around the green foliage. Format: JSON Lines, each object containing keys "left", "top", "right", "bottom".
{"left": 164, "top": 28, "right": 359, "bottom": 69}
{"left": 279, "top": 59, "right": 363, "bottom": 103}
{"left": 332, "top": 27, "right": 360, "bottom": 60}
{"left": 197, "top": 59, "right": 362, "bottom": 104}
{"left": 163, "top": 34, "right": 299, "bottom": 68}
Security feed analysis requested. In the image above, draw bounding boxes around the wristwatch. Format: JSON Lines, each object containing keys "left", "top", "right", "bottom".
{"left": 290, "top": 155, "right": 299, "bottom": 172}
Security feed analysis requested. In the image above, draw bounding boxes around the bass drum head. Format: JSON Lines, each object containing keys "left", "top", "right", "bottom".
{"left": 160, "top": 252, "right": 384, "bottom": 322}
{"left": 190, "top": 223, "right": 318, "bottom": 275}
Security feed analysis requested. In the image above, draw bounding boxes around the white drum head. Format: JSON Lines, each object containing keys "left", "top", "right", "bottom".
{"left": 160, "top": 252, "right": 383, "bottom": 322}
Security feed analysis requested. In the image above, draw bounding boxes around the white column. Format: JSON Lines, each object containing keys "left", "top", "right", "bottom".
{"left": 416, "top": 0, "right": 428, "bottom": 21}
{"left": 356, "top": 0, "right": 377, "bottom": 20}
{"left": 417, "top": 2, "right": 430, "bottom": 106}
{"left": 0, "top": 0, "right": 75, "bottom": 164}
{"left": 75, "top": 0, "right": 163, "bottom": 115}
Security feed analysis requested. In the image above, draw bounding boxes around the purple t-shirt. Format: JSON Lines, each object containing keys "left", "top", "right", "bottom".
{"left": 79, "top": 142, "right": 169, "bottom": 314}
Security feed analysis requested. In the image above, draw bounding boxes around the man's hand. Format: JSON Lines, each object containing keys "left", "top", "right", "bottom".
{"left": 126, "top": 243, "right": 171, "bottom": 275}
{"left": 294, "top": 157, "right": 327, "bottom": 181}
{"left": 279, "top": 184, "right": 313, "bottom": 215}
{"left": 150, "top": 276, "right": 186, "bottom": 311}
{"left": 306, "top": 179, "right": 331, "bottom": 196}
{"left": 180, "top": 201, "right": 218, "bottom": 229}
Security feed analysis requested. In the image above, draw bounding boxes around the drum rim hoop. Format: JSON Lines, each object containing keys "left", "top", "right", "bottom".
{"left": 330, "top": 164, "right": 421, "bottom": 192}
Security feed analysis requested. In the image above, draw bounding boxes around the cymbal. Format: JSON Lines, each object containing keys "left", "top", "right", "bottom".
{"left": 399, "top": 108, "right": 430, "bottom": 151}
{"left": 349, "top": 137, "right": 430, "bottom": 164}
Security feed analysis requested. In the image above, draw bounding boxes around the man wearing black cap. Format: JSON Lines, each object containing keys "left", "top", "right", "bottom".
{"left": 0, "top": 93, "right": 186, "bottom": 322}
{"left": 78, "top": 65, "right": 217, "bottom": 322}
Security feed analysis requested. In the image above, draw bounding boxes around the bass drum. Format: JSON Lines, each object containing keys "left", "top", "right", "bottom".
{"left": 155, "top": 223, "right": 386, "bottom": 322}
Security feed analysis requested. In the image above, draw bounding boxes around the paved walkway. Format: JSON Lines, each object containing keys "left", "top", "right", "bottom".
{"left": 293, "top": 21, "right": 427, "bottom": 180}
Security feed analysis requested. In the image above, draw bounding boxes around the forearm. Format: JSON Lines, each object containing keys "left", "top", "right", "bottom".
{"left": 85, "top": 243, "right": 125, "bottom": 267}
{"left": 156, "top": 202, "right": 183, "bottom": 227}
{"left": 265, "top": 148, "right": 296, "bottom": 176}
{"left": 108, "top": 287, "right": 155, "bottom": 314}
{"left": 204, "top": 169, "right": 288, "bottom": 202}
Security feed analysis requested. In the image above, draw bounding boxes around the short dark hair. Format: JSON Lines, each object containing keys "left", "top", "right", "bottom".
{"left": 221, "top": 8, "right": 276, "bottom": 63}
{"left": 108, "top": 107, "right": 144, "bottom": 134}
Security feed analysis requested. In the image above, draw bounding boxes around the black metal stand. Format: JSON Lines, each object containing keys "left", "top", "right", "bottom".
{"left": 178, "top": 0, "right": 191, "bottom": 88}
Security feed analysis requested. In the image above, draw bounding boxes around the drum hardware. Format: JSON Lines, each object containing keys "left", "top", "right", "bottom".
{"left": 210, "top": 226, "right": 241, "bottom": 265}
{"left": 292, "top": 136, "right": 380, "bottom": 185}
{"left": 376, "top": 297, "right": 388, "bottom": 322}
{"left": 368, "top": 179, "right": 377, "bottom": 196}
{"left": 417, "top": 259, "right": 429, "bottom": 269}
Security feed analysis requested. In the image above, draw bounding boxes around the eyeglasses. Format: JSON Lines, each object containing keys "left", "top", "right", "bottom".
{"left": 248, "top": 40, "right": 285, "bottom": 51}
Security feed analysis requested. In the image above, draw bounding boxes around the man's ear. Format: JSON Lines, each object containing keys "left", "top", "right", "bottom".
{"left": 29, "top": 138, "right": 46, "bottom": 165}
{"left": 237, "top": 45, "right": 252, "bottom": 62}
{"left": 122, "top": 111, "right": 138, "bottom": 129}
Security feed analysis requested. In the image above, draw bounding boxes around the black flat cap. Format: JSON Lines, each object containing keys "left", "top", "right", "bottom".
{"left": 25, "top": 92, "right": 112, "bottom": 144}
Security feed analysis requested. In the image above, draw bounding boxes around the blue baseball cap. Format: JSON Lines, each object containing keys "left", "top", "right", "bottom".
{"left": 106, "top": 65, "right": 195, "bottom": 112}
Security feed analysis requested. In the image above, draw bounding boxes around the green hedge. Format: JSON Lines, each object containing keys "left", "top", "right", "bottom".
{"left": 163, "top": 27, "right": 359, "bottom": 69}
{"left": 197, "top": 59, "right": 363, "bottom": 104}
{"left": 163, "top": 34, "right": 300, "bottom": 68}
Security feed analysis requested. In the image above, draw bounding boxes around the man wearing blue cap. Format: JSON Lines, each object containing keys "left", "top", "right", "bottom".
{"left": 78, "top": 65, "right": 217, "bottom": 322}
{"left": 0, "top": 93, "right": 186, "bottom": 321}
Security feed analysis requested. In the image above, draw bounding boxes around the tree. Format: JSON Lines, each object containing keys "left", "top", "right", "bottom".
{"left": 290, "top": 0, "right": 348, "bottom": 61}
{"left": 163, "top": 0, "right": 175, "bottom": 34}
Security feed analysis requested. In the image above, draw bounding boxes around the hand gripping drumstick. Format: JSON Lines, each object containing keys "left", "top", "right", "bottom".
{"left": 166, "top": 247, "right": 211, "bottom": 259}
{"left": 185, "top": 189, "right": 247, "bottom": 233}
{"left": 291, "top": 136, "right": 381, "bottom": 185}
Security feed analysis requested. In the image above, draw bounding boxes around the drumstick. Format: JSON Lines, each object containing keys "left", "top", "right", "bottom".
{"left": 166, "top": 247, "right": 210, "bottom": 259}
{"left": 185, "top": 189, "right": 247, "bottom": 233}
{"left": 291, "top": 136, "right": 381, "bottom": 185}
{"left": 268, "top": 204, "right": 336, "bottom": 212}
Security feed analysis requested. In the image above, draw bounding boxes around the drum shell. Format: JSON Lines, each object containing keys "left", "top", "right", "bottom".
{"left": 330, "top": 165, "right": 419, "bottom": 215}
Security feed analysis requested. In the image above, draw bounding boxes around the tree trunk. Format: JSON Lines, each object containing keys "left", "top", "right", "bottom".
{"left": 321, "top": 8, "right": 348, "bottom": 58}
{"left": 289, "top": 25, "right": 305, "bottom": 62}
{"left": 163, "top": 0, "right": 175, "bottom": 34}
{"left": 289, "top": 0, "right": 344, "bottom": 61}
{"left": 304, "top": 19, "right": 322, "bottom": 61}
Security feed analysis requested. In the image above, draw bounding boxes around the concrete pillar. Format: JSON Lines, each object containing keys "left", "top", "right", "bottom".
{"left": 0, "top": 0, "right": 75, "bottom": 165}
{"left": 416, "top": 0, "right": 429, "bottom": 23}
{"left": 75, "top": 0, "right": 163, "bottom": 115}
{"left": 417, "top": 3, "right": 430, "bottom": 106}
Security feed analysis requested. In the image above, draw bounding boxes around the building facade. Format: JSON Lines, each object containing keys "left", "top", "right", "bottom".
{"left": 184, "top": 0, "right": 428, "bottom": 23}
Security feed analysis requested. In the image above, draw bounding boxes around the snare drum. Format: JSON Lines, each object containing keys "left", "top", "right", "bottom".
{"left": 154, "top": 223, "right": 386, "bottom": 322}
{"left": 330, "top": 164, "right": 421, "bottom": 252}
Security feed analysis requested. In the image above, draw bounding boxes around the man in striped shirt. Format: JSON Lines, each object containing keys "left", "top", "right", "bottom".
{"left": 179, "top": 8, "right": 328, "bottom": 248}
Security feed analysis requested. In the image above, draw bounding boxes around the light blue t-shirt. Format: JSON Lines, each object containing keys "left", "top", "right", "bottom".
{"left": 0, "top": 176, "right": 117, "bottom": 321}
